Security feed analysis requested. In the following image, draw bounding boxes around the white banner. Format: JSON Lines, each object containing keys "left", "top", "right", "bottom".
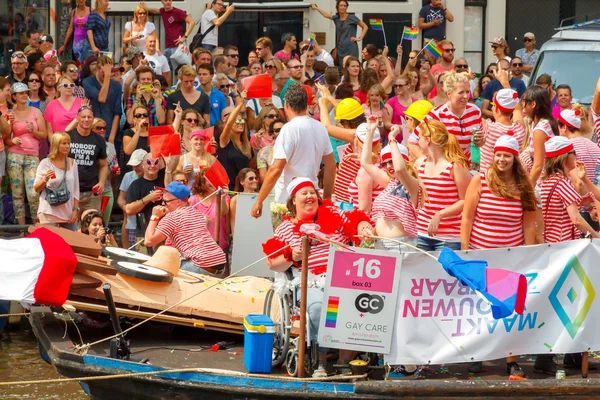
{"left": 319, "top": 247, "right": 401, "bottom": 353}
{"left": 387, "top": 239, "right": 600, "bottom": 365}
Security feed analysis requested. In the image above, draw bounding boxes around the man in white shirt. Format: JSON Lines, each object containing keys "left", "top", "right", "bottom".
{"left": 143, "top": 36, "right": 171, "bottom": 85}
{"left": 200, "top": 0, "right": 235, "bottom": 50}
{"left": 251, "top": 84, "right": 336, "bottom": 217}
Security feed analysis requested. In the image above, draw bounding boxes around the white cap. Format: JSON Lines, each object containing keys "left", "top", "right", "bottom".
{"left": 494, "top": 135, "right": 519, "bottom": 156}
{"left": 493, "top": 89, "right": 519, "bottom": 112}
{"left": 286, "top": 177, "right": 315, "bottom": 196}
{"left": 545, "top": 136, "right": 574, "bottom": 159}
{"left": 355, "top": 123, "right": 381, "bottom": 145}
{"left": 127, "top": 148, "right": 148, "bottom": 166}
{"left": 558, "top": 109, "right": 582, "bottom": 130}
{"left": 381, "top": 142, "right": 409, "bottom": 162}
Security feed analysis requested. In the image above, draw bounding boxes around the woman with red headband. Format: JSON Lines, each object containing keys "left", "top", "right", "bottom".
{"left": 262, "top": 177, "right": 373, "bottom": 377}
{"left": 359, "top": 118, "right": 418, "bottom": 252}
{"left": 461, "top": 134, "right": 537, "bottom": 377}
{"left": 167, "top": 130, "right": 215, "bottom": 188}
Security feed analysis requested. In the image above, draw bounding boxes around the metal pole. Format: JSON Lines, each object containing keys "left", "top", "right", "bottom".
{"left": 214, "top": 189, "right": 222, "bottom": 245}
{"left": 297, "top": 235, "right": 309, "bottom": 378}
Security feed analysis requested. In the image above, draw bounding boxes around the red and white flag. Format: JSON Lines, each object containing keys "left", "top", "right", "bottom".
{"left": 0, "top": 228, "right": 78, "bottom": 306}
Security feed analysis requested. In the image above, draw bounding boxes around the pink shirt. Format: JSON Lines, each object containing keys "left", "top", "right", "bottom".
{"left": 188, "top": 194, "right": 231, "bottom": 250}
{"left": 44, "top": 97, "right": 83, "bottom": 134}
{"left": 9, "top": 107, "right": 39, "bottom": 156}
{"left": 274, "top": 50, "right": 298, "bottom": 63}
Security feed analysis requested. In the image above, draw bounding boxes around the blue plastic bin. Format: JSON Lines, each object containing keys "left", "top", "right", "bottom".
{"left": 244, "top": 314, "right": 275, "bottom": 373}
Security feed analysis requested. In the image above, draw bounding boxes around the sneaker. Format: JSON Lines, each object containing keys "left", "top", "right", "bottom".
{"left": 507, "top": 362, "right": 526, "bottom": 378}
{"left": 468, "top": 361, "right": 483, "bottom": 373}
{"left": 533, "top": 355, "right": 557, "bottom": 375}
{"left": 312, "top": 366, "right": 328, "bottom": 378}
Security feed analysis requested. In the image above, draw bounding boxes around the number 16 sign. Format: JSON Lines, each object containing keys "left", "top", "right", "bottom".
{"left": 318, "top": 246, "right": 402, "bottom": 354}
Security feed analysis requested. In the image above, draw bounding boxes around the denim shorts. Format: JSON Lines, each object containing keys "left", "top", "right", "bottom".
{"left": 416, "top": 236, "right": 461, "bottom": 252}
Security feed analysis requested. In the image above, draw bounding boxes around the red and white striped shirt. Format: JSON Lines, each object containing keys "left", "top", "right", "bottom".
{"left": 334, "top": 146, "right": 358, "bottom": 203}
{"left": 156, "top": 206, "right": 226, "bottom": 268}
{"left": 416, "top": 159, "right": 462, "bottom": 240}
{"left": 570, "top": 137, "right": 600, "bottom": 182}
{"left": 408, "top": 102, "right": 482, "bottom": 157}
{"left": 540, "top": 174, "right": 581, "bottom": 243}
{"left": 592, "top": 110, "right": 600, "bottom": 138}
{"left": 528, "top": 119, "right": 554, "bottom": 154}
{"left": 273, "top": 207, "right": 349, "bottom": 275}
{"left": 479, "top": 122, "right": 526, "bottom": 171}
{"left": 469, "top": 172, "right": 525, "bottom": 249}
{"left": 371, "top": 179, "right": 418, "bottom": 237}
{"left": 519, "top": 151, "right": 533, "bottom": 173}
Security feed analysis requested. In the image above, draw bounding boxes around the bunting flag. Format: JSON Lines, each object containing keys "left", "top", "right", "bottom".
{"left": 437, "top": 248, "right": 527, "bottom": 319}
{"left": 424, "top": 40, "right": 443, "bottom": 60}
{"left": 403, "top": 26, "right": 419, "bottom": 41}
{"left": 369, "top": 18, "right": 383, "bottom": 31}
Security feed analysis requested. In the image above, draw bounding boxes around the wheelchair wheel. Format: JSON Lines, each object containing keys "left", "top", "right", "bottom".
{"left": 263, "top": 289, "right": 291, "bottom": 368}
{"left": 286, "top": 348, "right": 298, "bottom": 377}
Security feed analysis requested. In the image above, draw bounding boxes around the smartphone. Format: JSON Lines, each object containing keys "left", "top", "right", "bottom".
{"left": 140, "top": 84, "right": 153, "bottom": 92}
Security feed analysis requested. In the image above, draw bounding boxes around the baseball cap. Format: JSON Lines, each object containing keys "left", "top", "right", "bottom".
{"left": 165, "top": 181, "right": 191, "bottom": 200}
{"left": 23, "top": 45, "right": 35, "bottom": 54}
{"left": 126, "top": 46, "right": 143, "bottom": 62}
{"left": 11, "top": 82, "right": 30, "bottom": 94}
{"left": 524, "top": 32, "right": 535, "bottom": 40}
{"left": 127, "top": 149, "right": 148, "bottom": 166}
{"left": 111, "top": 66, "right": 125, "bottom": 74}
{"left": 40, "top": 35, "right": 54, "bottom": 44}
{"left": 489, "top": 37, "right": 507, "bottom": 46}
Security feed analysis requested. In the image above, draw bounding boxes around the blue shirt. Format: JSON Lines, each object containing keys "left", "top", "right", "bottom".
{"left": 481, "top": 78, "right": 527, "bottom": 102}
{"left": 82, "top": 76, "right": 123, "bottom": 138}
{"left": 419, "top": 5, "right": 447, "bottom": 40}
{"left": 197, "top": 87, "right": 227, "bottom": 126}
{"left": 87, "top": 11, "right": 111, "bottom": 51}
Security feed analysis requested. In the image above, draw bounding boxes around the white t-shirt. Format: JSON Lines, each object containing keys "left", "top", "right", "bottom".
{"left": 316, "top": 50, "right": 335, "bottom": 66}
{"left": 125, "top": 21, "right": 156, "bottom": 52}
{"left": 272, "top": 116, "right": 333, "bottom": 203}
{"left": 200, "top": 9, "right": 218, "bottom": 46}
{"left": 144, "top": 51, "right": 171, "bottom": 76}
{"left": 246, "top": 96, "right": 283, "bottom": 115}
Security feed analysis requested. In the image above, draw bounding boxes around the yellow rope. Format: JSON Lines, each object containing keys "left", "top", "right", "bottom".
{"left": 0, "top": 312, "right": 30, "bottom": 318}
{"left": 74, "top": 245, "right": 290, "bottom": 355}
{"left": 0, "top": 367, "right": 366, "bottom": 386}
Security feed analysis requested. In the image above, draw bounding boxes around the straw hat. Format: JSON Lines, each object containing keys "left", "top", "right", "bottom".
{"left": 143, "top": 246, "right": 181, "bottom": 277}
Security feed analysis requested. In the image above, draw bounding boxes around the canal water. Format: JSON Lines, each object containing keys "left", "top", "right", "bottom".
{"left": 0, "top": 327, "right": 86, "bottom": 399}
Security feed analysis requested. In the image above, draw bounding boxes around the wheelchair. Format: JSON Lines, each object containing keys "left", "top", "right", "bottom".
{"left": 262, "top": 268, "right": 319, "bottom": 376}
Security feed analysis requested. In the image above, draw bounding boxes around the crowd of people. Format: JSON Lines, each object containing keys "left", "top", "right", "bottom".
{"left": 1, "top": 0, "right": 599, "bottom": 379}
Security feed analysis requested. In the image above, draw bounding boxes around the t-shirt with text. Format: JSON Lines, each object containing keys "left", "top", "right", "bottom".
{"left": 67, "top": 129, "right": 107, "bottom": 192}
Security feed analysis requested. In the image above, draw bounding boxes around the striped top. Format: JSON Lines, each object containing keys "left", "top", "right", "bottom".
{"left": 528, "top": 119, "right": 554, "bottom": 154}
{"left": 416, "top": 158, "right": 462, "bottom": 240}
{"left": 479, "top": 122, "right": 526, "bottom": 171}
{"left": 570, "top": 137, "right": 600, "bottom": 182}
{"left": 334, "top": 146, "right": 359, "bottom": 203}
{"left": 371, "top": 179, "right": 418, "bottom": 237}
{"left": 593, "top": 110, "right": 600, "bottom": 138}
{"left": 273, "top": 208, "right": 349, "bottom": 275}
{"left": 540, "top": 174, "right": 581, "bottom": 243}
{"left": 519, "top": 151, "right": 533, "bottom": 173}
{"left": 156, "top": 206, "right": 226, "bottom": 268}
{"left": 408, "top": 102, "right": 482, "bottom": 157}
{"left": 469, "top": 172, "right": 525, "bottom": 249}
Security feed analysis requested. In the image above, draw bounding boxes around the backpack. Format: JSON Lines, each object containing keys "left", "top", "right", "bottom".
{"left": 0, "top": 194, "right": 15, "bottom": 225}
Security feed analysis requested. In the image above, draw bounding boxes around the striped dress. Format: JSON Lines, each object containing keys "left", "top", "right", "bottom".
{"left": 416, "top": 159, "right": 462, "bottom": 240}
{"left": 408, "top": 102, "right": 482, "bottom": 157}
{"left": 469, "top": 172, "right": 525, "bottom": 249}
{"left": 479, "top": 122, "right": 526, "bottom": 172}
{"left": 371, "top": 179, "right": 418, "bottom": 237}
{"left": 540, "top": 174, "right": 581, "bottom": 243}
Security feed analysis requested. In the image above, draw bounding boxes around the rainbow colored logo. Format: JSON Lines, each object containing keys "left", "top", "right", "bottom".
{"left": 325, "top": 296, "right": 340, "bottom": 328}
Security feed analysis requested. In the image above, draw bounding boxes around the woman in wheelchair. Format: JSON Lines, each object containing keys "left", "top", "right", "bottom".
{"left": 263, "top": 177, "right": 373, "bottom": 377}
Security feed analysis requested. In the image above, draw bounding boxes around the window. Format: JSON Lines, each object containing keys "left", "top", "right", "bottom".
{"left": 463, "top": 4, "right": 485, "bottom": 74}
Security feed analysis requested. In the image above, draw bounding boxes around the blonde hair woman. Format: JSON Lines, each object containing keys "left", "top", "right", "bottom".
{"left": 34, "top": 132, "right": 80, "bottom": 230}
{"left": 122, "top": 4, "right": 158, "bottom": 52}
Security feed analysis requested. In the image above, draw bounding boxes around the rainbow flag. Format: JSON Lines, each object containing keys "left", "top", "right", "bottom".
{"left": 424, "top": 40, "right": 443, "bottom": 59}
{"left": 309, "top": 33, "right": 316, "bottom": 45}
{"left": 325, "top": 296, "right": 340, "bottom": 328}
{"left": 369, "top": 18, "right": 383, "bottom": 31}
{"left": 403, "top": 26, "right": 419, "bottom": 41}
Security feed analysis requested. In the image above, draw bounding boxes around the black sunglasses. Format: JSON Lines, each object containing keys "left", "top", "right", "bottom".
{"left": 28, "top": 78, "right": 41, "bottom": 83}
{"left": 524, "top": 38, "right": 533, "bottom": 42}
{"left": 94, "top": 126, "right": 107, "bottom": 131}
{"left": 162, "top": 198, "right": 179, "bottom": 205}
{"left": 218, "top": 84, "right": 231, "bottom": 89}
{"left": 228, "top": 54, "right": 239, "bottom": 58}
{"left": 512, "top": 63, "right": 523, "bottom": 67}
{"left": 455, "top": 64, "right": 468, "bottom": 69}
{"left": 394, "top": 84, "right": 408, "bottom": 88}
{"left": 265, "top": 114, "right": 278, "bottom": 119}
{"left": 11, "top": 53, "right": 26, "bottom": 59}
{"left": 78, "top": 105, "right": 93, "bottom": 113}
{"left": 272, "top": 127, "right": 282, "bottom": 133}
{"left": 444, "top": 48, "right": 456, "bottom": 53}
{"left": 134, "top": 113, "right": 149, "bottom": 118}
{"left": 185, "top": 118, "right": 200, "bottom": 123}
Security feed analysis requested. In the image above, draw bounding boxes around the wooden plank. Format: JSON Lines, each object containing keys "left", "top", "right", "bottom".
{"left": 76, "top": 254, "right": 118, "bottom": 276}
{"left": 29, "top": 224, "right": 102, "bottom": 256}
{"left": 70, "top": 273, "right": 103, "bottom": 290}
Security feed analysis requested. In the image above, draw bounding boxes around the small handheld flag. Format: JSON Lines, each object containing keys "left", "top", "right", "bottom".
{"left": 423, "top": 40, "right": 443, "bottom": 60}
{"left": 403, "top": 26, "right": 419, "bottom": 41}
{"left": 368, "top": 18, "right": 383, "bottom": 31}
{"left": 309, "top": 33, "right": 316, "bottom": 45}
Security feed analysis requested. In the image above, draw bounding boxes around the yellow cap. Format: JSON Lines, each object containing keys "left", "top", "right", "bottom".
{"left": 404, "top": 100, "right": 434, "bottom": 123}
{"left": 335, "top": 98, "right": 364, "bottom": 121}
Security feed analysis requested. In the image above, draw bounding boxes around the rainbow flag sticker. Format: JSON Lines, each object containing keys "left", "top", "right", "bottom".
{"left": 424, "top": 40, "right": 443, "bottom": 60}
{"left": 369, "top": 18, "right": 383, "bottom": 31}
{"left": 325, "top": 296, "right": 340, "bottom": 328}
{"left": 403, "top": 26, "right": 419, "bottom": 41}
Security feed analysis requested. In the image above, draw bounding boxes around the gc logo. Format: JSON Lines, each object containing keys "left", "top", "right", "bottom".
{"left": 355, "top": 293, "right": 384, "bottom": 314}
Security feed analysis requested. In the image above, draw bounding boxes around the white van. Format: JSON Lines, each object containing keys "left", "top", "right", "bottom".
{"left": 530, "top": 19, "right": 600, "bottom": 105}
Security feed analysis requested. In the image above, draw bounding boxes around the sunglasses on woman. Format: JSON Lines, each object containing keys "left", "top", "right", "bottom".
{"left": 176, "top": 178, "right": 188, "bottom": 185}
{"left": 246, "top": 176, "right": 258, "bottom": 181}
{"left": 272, "top": 127, "right": 282, "bottom": 133}
{"left": 235, "top": 119, "right": 246, "bottom": 125}
{"left": 218, "top": 84, "right": 231, "bottom": 89}
{"left": 134, "top": 113, "right": 149, "bottom": 118}
{"left": 94, "top": 125, "right": 107, "bottom": 131}
{"left": 185, "top": 118, "right": 199, "bottom": 124}
{"left": 145, "top": 158, "right": 160, "bottom": 166}
{"left": 28, "top": 79, "right": 41, "bottom": 83}
{"left": 265, "top": 65, "right": 276, "bottom": 70}
{"left": 59, "top": 83, "right": 76, "bottom": 88}
{"left": 265, "top": 114, "right": 278, "bottom": 119}
{"left": 68, "top": 67, "right": 79, "bottom": 73}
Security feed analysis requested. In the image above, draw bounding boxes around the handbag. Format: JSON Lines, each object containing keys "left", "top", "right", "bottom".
{"left": 45, "top": 159, "right": 71, "bottom": 206}
{"left": 190, "top": 23, "right": 217, "bottom": 52}
{"left": 171, "top": 40, "right": 192, "bottom": 67}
